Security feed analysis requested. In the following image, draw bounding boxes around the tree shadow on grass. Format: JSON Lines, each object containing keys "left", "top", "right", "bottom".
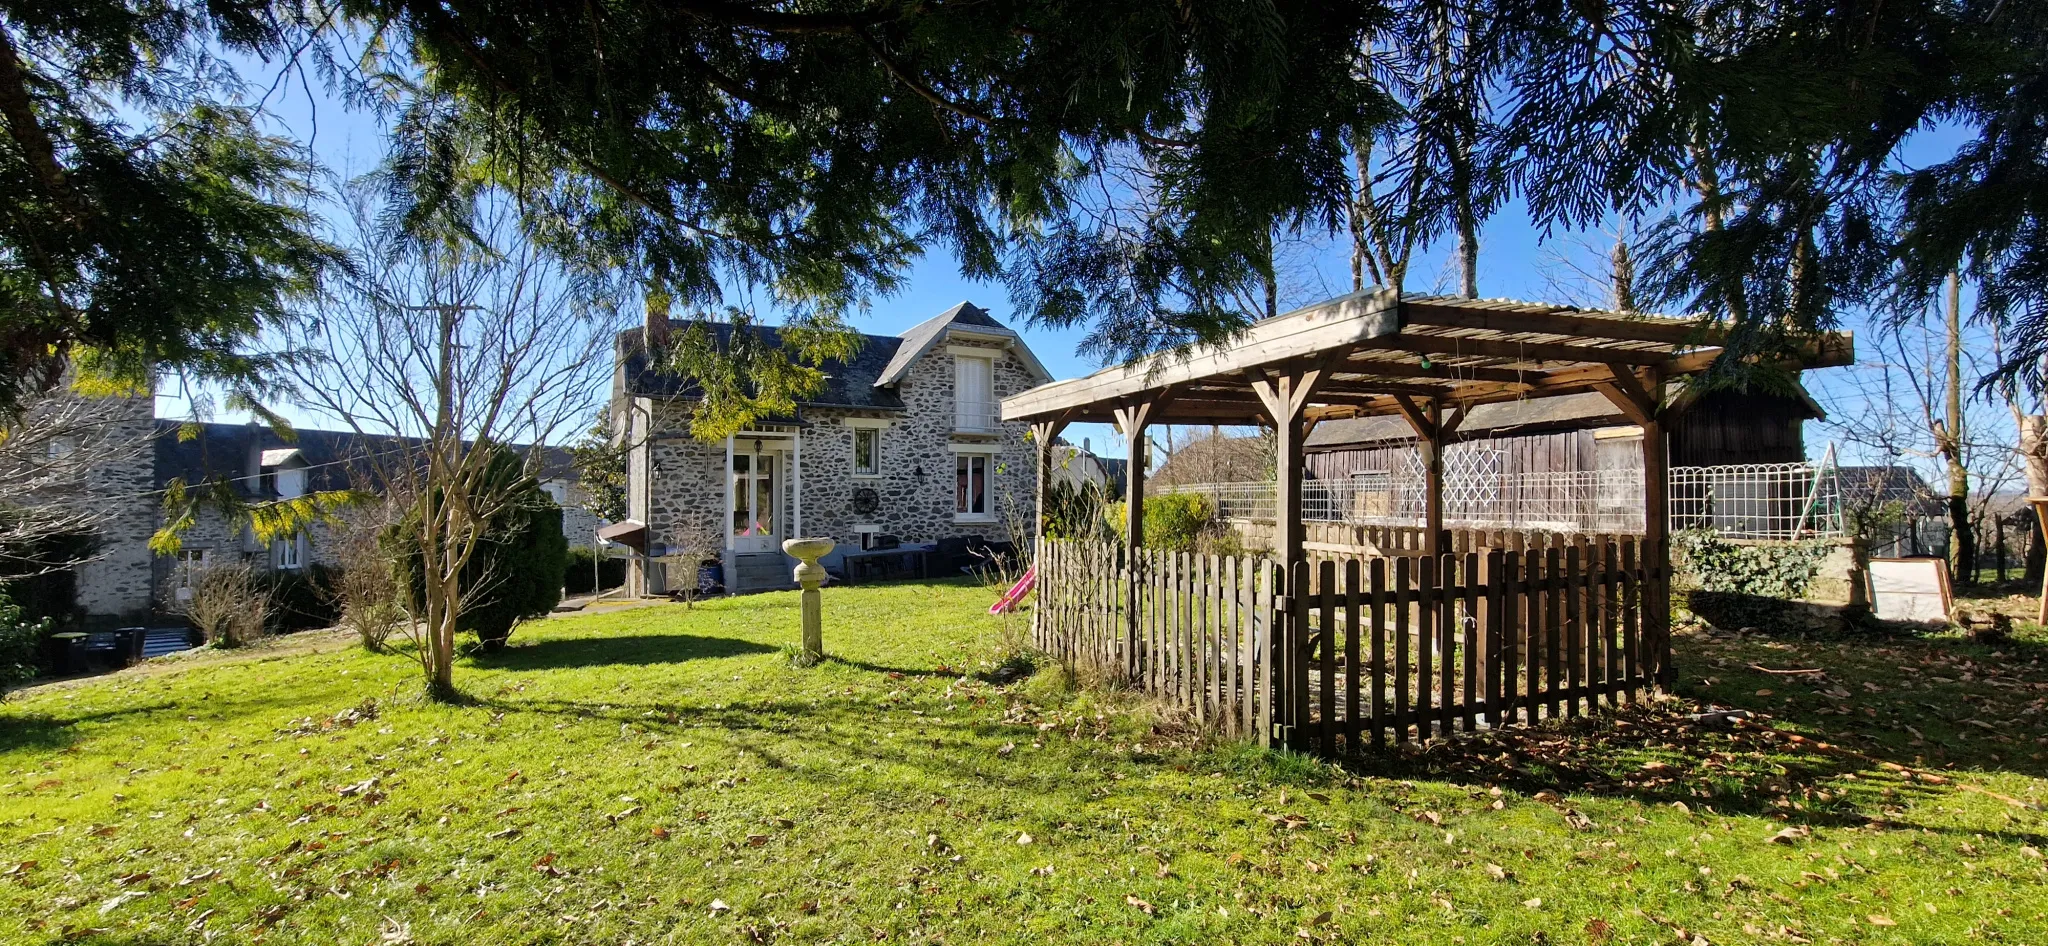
{"left": 0, "top": 702, "right": 175, "bottom": 754}
{"left": 471, "top": 634, "right": 776, "bottom": 671}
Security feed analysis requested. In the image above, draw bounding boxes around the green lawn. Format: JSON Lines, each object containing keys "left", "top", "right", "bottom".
{"left": 4, "top": 581, "right": 2047, "bottom": 944}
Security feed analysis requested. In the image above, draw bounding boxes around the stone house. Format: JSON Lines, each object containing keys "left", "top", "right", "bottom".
{"left": 612, "top": 302, "right": 1051, "bottom": 594}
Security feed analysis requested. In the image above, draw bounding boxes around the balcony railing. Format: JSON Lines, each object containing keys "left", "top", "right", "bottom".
{"left": 955, "top": 402, "right": 1001, "bottom": 433}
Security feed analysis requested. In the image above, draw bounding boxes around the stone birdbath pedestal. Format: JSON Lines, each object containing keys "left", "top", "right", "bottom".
{"left": 782, "top": 537, "right": 835, "bottom": 661}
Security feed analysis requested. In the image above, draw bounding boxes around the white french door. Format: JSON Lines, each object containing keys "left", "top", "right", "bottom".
{"left": 730, "top": 450, "right": 780, "bottom": 553}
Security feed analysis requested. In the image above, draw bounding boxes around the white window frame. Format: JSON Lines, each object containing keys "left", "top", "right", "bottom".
{"left": 851, "top": 425, "right": 881, "bottom": 478}
{"left": 172, "top": 549, "right": 212, "bottom": 602}
{"left": 273, "top": 534, "right": 305, "bottom": 571}
{"left": 952, "top": 448, "right": 997, "bottom": 522}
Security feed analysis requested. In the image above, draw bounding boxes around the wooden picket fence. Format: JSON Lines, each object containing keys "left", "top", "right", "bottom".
{"left": 1032, "top": 535, "right": 1672, "bottom": 755}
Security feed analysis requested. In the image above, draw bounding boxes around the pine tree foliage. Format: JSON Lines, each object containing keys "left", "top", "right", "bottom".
{"left": 0, "top": 0, "right": 343, "bottom": 414}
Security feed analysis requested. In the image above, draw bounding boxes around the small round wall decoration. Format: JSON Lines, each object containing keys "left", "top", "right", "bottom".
{"left": 851, "top": 487, "right": 880, "bottom": 516}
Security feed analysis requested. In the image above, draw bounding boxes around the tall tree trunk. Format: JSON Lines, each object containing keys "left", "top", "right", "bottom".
{"left": 1455, "top": 189, "right": 1478, "bottom": 299}
{"left": 1944, "top": 270, "right": 1974, "bottom": 585}
{"left": 2022, "top": 414, "right": 2048, "bottom": 584}
{"left": 1263, "top": 230, "right": 1278, "bottom": 319}
{"left": 1350, "top": 139, "right": 1368, "bottom": 293}
{"left": 1611, "top": 238, "right": 1637, "bottom": 312}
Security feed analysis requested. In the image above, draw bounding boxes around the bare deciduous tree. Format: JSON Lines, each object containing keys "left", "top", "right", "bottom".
{"left": 277, "top": 184, "right": 627, "bottom": 697}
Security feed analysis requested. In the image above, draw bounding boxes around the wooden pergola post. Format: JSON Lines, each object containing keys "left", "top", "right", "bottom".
{"left": 1030, "top": 416, "right": 1073, "bottom": 546}
{"left": 1250, "top": 360, "right": 1333, "bottom": 749}
{"left": 1595, "top": 366, "right": 1672, "bottom": 688}
{"left": 1113, "top": 395, "right": 1168, "bottom": 679}
{"left": 1395, "top": 396, "right": 1455, "bottom": 557}
{"left": 1030, "top": 415, "right": 1071, "bottom": 649}
{"left": 1112, "top": 400, "right": 1158, "bottom": 551}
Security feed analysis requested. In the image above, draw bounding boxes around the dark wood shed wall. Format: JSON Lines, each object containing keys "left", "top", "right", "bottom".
{"left": 1666, "top": 391, "right": 1809, "bottom": 466}
{"left": 1307, "top": 429, "right": 1600, "bottom": 480}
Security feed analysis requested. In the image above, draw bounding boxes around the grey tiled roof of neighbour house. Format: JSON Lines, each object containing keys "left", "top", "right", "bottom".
{"left": 152, "top": 421, "right": 576, "bottom": 497}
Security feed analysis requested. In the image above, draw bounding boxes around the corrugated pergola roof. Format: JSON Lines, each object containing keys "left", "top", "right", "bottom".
{"left": 1002, "top": 289, "right": 1854, "bottom": 427}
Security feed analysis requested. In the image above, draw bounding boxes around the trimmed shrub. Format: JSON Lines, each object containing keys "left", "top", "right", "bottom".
{"left": 563, "top": 546, "right": 628, "bottom": 596}
{"left": 388, "top": 446, "right": 569, "bottom": 652}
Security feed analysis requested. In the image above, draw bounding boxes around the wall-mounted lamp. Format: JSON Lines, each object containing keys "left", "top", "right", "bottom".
{"left": 912, "top": 463, "right": 926, "bottom": 480}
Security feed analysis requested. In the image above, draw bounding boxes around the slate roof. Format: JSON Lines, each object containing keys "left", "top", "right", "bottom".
{"left": 616, "top": 322, "right": 908, "bottom": 411}
{"left": 153, "top": 421, "right": 574, "bottom": 496}
{"left": 617, "top": 302, "right": 1049, "bottom": 410}
{"left": 1837, "top": 465, "right": 1942, "bottom": 513}
{"left": 877, "top": 302, "right": 1049, "bottom": 387}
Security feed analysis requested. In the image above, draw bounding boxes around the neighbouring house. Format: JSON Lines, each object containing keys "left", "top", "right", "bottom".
{"left": 1051, "top": 438, "right": 1126, "bottom": 494}
{"left": 611, "top": 302, "right": 1051, "bottom": 594}
{"left": 49, "top": 384, "right": 595, "bottom": 625}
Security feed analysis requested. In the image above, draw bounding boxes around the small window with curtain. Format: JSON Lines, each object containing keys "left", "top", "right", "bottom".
{"left": 853, "top": 427, "right": 880, "bottom": 477}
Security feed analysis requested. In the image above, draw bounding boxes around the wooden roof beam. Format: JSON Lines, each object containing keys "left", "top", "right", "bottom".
{"left": 1333, "top": 354, "right": 1536, "bottom": 385}
{"left": 1359, "top": 334, "right": 1671, "bottom": 366}
{"left": 1402, "top": 300, "right": 1729, "bottom": 346}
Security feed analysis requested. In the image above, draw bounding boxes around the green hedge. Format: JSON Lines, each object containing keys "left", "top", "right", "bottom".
{"left": 1672, "top": 530, "right": 1835, "bottom": 600}
{"left": 564, "top": 547, "right": 628, "bottom": 595}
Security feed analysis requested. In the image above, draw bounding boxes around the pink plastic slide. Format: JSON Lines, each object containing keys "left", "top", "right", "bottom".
{"left": 990, "top": 566, "right": 1036, "bottom": 614}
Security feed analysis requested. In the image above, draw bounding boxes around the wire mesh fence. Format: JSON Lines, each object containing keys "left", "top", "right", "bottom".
{"left": 1166, "top": 461, "right": 1843, "bottom": 540}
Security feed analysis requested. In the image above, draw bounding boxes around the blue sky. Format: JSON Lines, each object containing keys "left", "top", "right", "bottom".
{"left": 167, "top": 53, "right": 2013, "bottom": 486}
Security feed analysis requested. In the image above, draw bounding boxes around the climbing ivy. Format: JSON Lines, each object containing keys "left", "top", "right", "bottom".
{"left": 1672, "top": 530, "right": 1836, "bottom": 600}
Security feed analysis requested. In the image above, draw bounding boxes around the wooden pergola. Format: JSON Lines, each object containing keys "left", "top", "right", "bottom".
{"left": 1005, "top": 289, "right": 1853, "bottom": 565}
{"left": 1005, "top": 289, "right": 1852, "bottom": 750}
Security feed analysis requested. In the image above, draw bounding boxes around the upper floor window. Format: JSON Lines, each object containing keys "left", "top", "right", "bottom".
{"left": 274, "top": 467, "right": 307, "bottom": 499}
{"left": 954, "top": 354, "right": 995, "bottom": 432}
{"left": 852, "top": 426, "right": 880, "bottom": 477}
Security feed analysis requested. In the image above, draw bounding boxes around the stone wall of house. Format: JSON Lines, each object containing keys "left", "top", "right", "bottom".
{"left": 634, "top": 398, "right": 728, "bottom": 594}
{"left": 799, "top": 338, "right": 1036, "bottom": 553}
{"left": 631, "top": 331, "right": 1040, "bottom": 592}
{"left": 71, "top": 390, "right": 160, "bottom": 621}
{"left": 149, "top": 505, "right": 356, "bottom": 610}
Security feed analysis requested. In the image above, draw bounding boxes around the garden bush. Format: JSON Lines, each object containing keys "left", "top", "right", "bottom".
{"left": 264, "top": 564, "right": 341, "bottom": 632}
{"left": 1672, "top": 529, "right": 1835, "bottom": 600}
{"left": 563, "top": 546, "right": 628, "bottom": 595}
{"left": 0, "top": 590, "right": 48, "bottom": 691}
{"left": 181, "top": 564, "right": 270, "bottom": 647}
{"left": 388, "top": 446, "right": 569, "bottom": 652}
{"left": 1104, "top": 492, "right": 1215, "bottom": 552}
